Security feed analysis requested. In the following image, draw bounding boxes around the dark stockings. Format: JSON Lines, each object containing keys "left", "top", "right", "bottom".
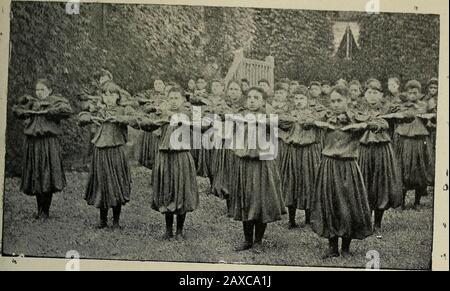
{"left": 98, "top": 205, "right": 122, "bottom": 229}
{"left": 35, "top": 192, "right": 53, "bottom": 219}
{"left": 35, "top": 195, "right": 43, "bottom": 219}
{"left": 329, "top": 237, "right": 339, "bottom": 252}
{"left": 254, "top": 222, "right": 267, "bottom": 244}
{"left": 226, "top": 198, "right": 232, "bottom": 216}
{"left": 415, "top": 186, "right": 427, "bottom": 207}
{"left": 164, "top": 213, "right": 187, "bottom": 239}
{"left": 305, "top": 209, "right": 311, "bottom": 225}
{"left": 98, "top": 208, "right": 108, "bottom": 228}
{"left": 176, "top": 213, "right": 186, "bottom": 236}
{"left": 324, "top": 236, "right": 339, "bottom": 258}
{"left": 165, "top": 213, "right": 174, "bottom": 238}
{"left": 374, "top": 210, "right": 384, "bottom": 229}
{"left": 241, "top": 221, "right": 267, "bottom": 245}
{"left": 243, "top": 221, "right": 254, "bottom": 245}
{"left": 112, "top": 205, "right": 122, "bottom": 227}
{"left": 288, "top": 206, "right": 297, "bottom": 228}
{"left": 342, "top": 237, "right": 352, "bottom": 255}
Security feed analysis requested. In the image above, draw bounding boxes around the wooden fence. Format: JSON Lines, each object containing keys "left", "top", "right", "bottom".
{"left": 223, "top": 49, "right": 275, "bottom": 88}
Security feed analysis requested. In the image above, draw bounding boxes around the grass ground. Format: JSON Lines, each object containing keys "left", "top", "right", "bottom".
{"left": 1, "top": 166, "right": 433, "bottom": 270}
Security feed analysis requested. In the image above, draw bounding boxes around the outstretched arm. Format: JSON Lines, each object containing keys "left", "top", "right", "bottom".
{"left": 46, "top": 99, "right": 73, "bottom": 120}
{"left": 78, "top": 111, "right": 104, "bottom": 127}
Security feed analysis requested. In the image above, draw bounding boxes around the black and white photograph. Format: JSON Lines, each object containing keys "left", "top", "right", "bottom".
{"left": 0, "top": 0, "right": 448, "bottom": 271}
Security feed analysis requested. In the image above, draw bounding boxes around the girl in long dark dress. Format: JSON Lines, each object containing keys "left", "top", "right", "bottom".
{"left": 130, "top": 87, "right": 200, "bottom": 240}
{"left": 231, "top": 87, "right": 285, "bottom": 252}
{"left": 357, "top": 79, "right": 402, "bottom": 234}
{"left": 267, "top": 83, "right": 290, "bottom": 173}
{"left": 210, "top": 81, "right": 244, "bottom": 215}
{"left": 79, "top": 81, "right": 134, "bottom": 229}
{"left": 13, "top": 79, "right": 72, "bottom": 219}
{"left": 311, "top": 85, "right": 373, "bottom": 258}
{"left": 386, "top": 80, "right": 435, "bottom": 209}
{"left": 280, "top": 86, "right": 324, "bottom": 228}
{"left": 135, "top": 78, "right": 166, "bottom": 169}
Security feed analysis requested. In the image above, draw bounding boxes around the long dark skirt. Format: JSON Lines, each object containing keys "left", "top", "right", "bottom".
{"left": 211, "top": 149, "right": 235, "bottom": 199}
{"left": 276, "top": 140, "right": 287, "bottom": 173}
{"left": 85, "top": 146, "right": 131, "bottom": 209}
{"left": 152, "top": 151, "right": 199, "bottom": 214}
{"left": 139, "top": 131, "right": 160, "bottom": 169}
{"left": 395, "top": 135, "right": 433, "bottom": 190}
{"left": 196, "top": 148, "right": 213, "bottom": 179}
{"left": 311, "top": 157, "right": 373, "bottom": 240}
{"left": 191, "top": 148, "right": 200, "bottom": 170}
{"left": 21, "top": 135, "right": 66, "bottom": 196}
{"left": 231, "top": 157, "right": 286, "bottom": 224}
{"left": 282, "top": 143, "right": 321, "bottom": 210}
{"left": 358, "top": 143, "right": 403, "bottom": 210}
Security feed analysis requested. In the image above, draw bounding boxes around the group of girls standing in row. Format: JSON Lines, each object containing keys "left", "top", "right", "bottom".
{"left": 12, "top": 71, "right": 438, "bottom": 258}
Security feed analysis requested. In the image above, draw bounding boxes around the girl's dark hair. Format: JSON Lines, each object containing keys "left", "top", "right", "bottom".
{"left": 167, "top": 81, "right": 178, "bottom": 87}
{"left": 330, "top": 84, "right": 350, "bottom": 98}
{"left": 405, "top": 80, "right": 422, "bottom": 91}
{"left": 427, "top": 77, "right": 438, "bottom": 87}
{"left": 292, "top": 85, "right": 309, "bottom": 97}
{"left": 36, "top": 78, "right": 52, "bottom": 90}
{"left": 274, "top": 82, "right": 287, "bottom": 92}
{"left": 98, "top": 69, "right": 113, "bottom": 80}
{"left": 101, "top": 81, "right": 122, "bottom": 94}
{"left": 349, "top": 79, "right": 362, "bottom": 89}
{"left": 168, "top": 86, "right": 185, "bottom": 96}
{"left": 365, "top": 78, "right": 382, "bottom": 92}
{"left": 246, "top": 86, "right": 268, "bottom": 100}
{"left": 388, "top": 77, "right": 401, "bottom": 85}
{"left": 211, "top": 79, "right": 224, "bottom": 86}
{"left": 241, "top": 78, "right": 249, "bottom": 84}
{"left": 227, "top": 80, "right": 242, "bottom": 92}
{"left": 100, "top": 81, "right": 123, "bottom": 104}
{"left": 309, "top": 81, "right": 321, "bottom": 88}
